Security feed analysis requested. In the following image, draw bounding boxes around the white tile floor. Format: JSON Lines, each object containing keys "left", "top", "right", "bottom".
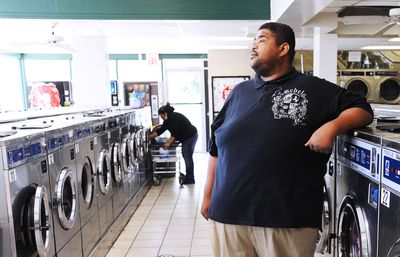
{"left": 106, "top": 153, "right": 213, "bottom": 257}
{"left": 106, "top": 153, "right": 325, "bottom": 257}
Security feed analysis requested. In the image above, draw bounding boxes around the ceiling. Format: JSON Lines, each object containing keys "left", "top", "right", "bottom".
{"left": 0, "top": 0, "right": 400, "bottom": 54}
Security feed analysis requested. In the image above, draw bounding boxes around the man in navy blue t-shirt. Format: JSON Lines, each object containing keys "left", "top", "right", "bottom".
{"left": 201, "top": 22, "right": 373, "bottom": 257}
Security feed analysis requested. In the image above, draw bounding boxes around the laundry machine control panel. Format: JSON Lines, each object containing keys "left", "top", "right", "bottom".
{"left": 74, "top": 126, "right": 92, "bottom": 140}
{"left": 6, "top": 140, "right": 45, "bottom": 167}
{"left": 382, "top": 148, "right": 400, "bottom": 192}
{"left": 93, "top": 122, "right": 106, "bottom": 134}
{"left": 338, "top": 137, "right": 380, "bottom": 182}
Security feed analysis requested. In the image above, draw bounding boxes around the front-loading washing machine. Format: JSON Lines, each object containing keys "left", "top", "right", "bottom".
{"left": 91, "top": 118, "right": 112, "bottom": 234}
{"left": 74, "top": 119, "right": 101, "bottom": 257}
{"left": 336, "top": 132, "right": 380, "bottom": 257}
{"left": 316, "top": 143, "right": 336, "bottom": 257}
{"left": 338, "top": 70, "right": 376, "bottom": 102}
{"left": 1, "top": 129, "right": 56, "bottom": 257}
{"left": 106, "top": 115, "right": 124, "bottom": 221}
{"left": 374, "top": 70, "right": 400, "bottom": 104}
{"left": 46, "top": 123, "right": 82, "bottom": 257}
{"left": 379, "top": 136, "right": 400, "bottom": 257}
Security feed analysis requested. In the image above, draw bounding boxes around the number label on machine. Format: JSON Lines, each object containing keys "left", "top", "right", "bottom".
{"left": 48, "top": 153, "right": 54, "bottom": 165}
{"left": 9, "top": 169, "right": 16, "bottom": 183}
{"left": 75, "top": 144, "right": 80, "bottom": 153}
{"left": 381, "top": 188, "right": 391, "bottom": 208}
{"left": 94, "top": 137, "right": 97, "bottom": 145}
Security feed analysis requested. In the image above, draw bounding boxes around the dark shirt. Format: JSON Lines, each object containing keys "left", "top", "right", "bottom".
{"left": 158, "top": 112, "right": 197, "bottom": 142}
{"left": 208, "top": 68, "right": 372, "bottom": 228}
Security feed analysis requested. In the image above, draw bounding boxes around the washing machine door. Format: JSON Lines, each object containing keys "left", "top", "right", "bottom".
{"left": 136, "top": 129, "right": 144, "bottom": 160}
{"left": 111, "top": 143, "right": 122, "bottom": 183}
{"left": 56, "top": 168, "right": 77, "bottom": 230}
{"left": 315, "top": 181, "right": 331, "bottom": 254}
{"left": 379, "top": 78, "right": 400, "bottom": 102}
{"left": 142, "top": 128, "right": 149, "bottom": 154}
{"left": 81, "top": 156, "right": 95, "bottom": 209}
{"left": 388, "top": 241, "right": 400, "bottom": 257}
{"left": 129, "top": 132, "right": 139, "bottom": 171}
{"left": 97, "top": 149, "right": 111, "bottom": 195}
{"left": 346, "top": 79, "right": 369, "bottom": 98}
{"left": 13, "top": 185, "right": 51, "bottom": 257}
{"left": 337, "top": 194, "right": 369, "bottom": 257}
{"left": 121, "top": 134, "right": 131, "bottom": 174}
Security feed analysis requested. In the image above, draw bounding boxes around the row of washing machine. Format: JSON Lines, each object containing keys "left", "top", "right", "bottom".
{"left": 0, "top": 107, "right": 152, "bottom": 257}
{"left": 338, "top": 70, "right": 400, "bottom": 104}
{"left": 316, "top": 125, "right": 400, "bottom": 257}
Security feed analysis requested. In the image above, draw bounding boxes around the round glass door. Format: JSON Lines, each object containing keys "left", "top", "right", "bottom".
{"left": 97, "top": 149, "right": 111, "bottom": 195}
{"left": 13, "top": 185, "right": 51, "bottom": 257}
{"left": 346, "top": 79, "right": 368, "bottom": 98}
{"left": 111, "top": 143, "right": 122, "bottom": 183}
{"left": 315, "top": 182, "right": 330, "bottom": 254}
{"left": 56, "top": 168, "right": 77, "bottom": 230}
{"left": 379, "top": 79, "right": 400, "bottom": 101}
{"left": 388, "top": 242, "right": 400, "bottom": 257}
{"left": 337, "top": 195, "right": 368, "bottom": 257}
{"left": 81, "top": 157, "right": 94, "bottom": 209}
{"left": 121, "top": 135, "right": 131, "bottom": 174}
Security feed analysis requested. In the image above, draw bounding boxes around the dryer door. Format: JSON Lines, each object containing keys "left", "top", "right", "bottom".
{"left": 97, "top": 149, "right": 111, "bottom": 195}
{"left": 81, "top": 156, "right": 95, "bottom": 209}
{"left": 337, "top": 194, "right": 369, "bottom": 257}
{"left": 379, "top": 78, "right": 400, "bottom": 103}
{"left": 315, "top": 181, "right": 331, "bottom": 254}
{"left": 55, "top": 168, "right": 77, "bottom": 230}
{"left": 347, "top": 79, "right": 369, "bottom": 98}
{"left": 13, "top": 185, "right": 52, "bottom": 257}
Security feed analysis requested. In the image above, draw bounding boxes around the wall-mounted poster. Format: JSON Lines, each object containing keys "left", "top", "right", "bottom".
{"left": 212, "top": 76, "right": 250, "bottom": 114}
{"left": 27, "top": 81, "right": 72, "bottom": 108}
{"left": 110, "top": 80, "right": 118, "bottom": 106}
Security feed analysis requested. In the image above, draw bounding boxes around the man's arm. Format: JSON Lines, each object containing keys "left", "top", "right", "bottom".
{"left": 305, "top": 107, "right": 373, "bottom": 153}
{"left": 201, "top": 155, "right": 218, "bottom": 220}
{"left": 149, "top": 131, "right": 158, "bottom": 139}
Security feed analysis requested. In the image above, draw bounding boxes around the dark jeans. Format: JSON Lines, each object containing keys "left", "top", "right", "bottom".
{"left": 181, "top": 132, "right": 198, "bottom": 180}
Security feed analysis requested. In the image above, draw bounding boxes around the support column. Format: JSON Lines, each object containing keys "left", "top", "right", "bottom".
{"left": 71, "top": 36, "right": 110, "bottom": 109}
{"left": 313, "top": 27, "right": 337, "bottom": 84}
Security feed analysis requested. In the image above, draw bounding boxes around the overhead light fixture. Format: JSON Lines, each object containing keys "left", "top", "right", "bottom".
{"left": 389, "top": 37, "right": 400, "bottom": 42}
{"left": 361, "top": 45, "right": 400, "bottom": 50}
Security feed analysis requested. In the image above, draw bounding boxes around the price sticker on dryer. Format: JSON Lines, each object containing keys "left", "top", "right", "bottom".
{"left": 381, "top": 188, "right": 391, "bottom": 208}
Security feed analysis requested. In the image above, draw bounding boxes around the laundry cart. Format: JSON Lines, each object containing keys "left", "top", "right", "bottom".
{"left": 150, "top": 139, "right": 184, "bottom": 186}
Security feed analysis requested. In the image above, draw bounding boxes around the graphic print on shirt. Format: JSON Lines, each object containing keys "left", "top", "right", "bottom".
{"left": 271, "top": 87, "right": 308, "bottom": 126}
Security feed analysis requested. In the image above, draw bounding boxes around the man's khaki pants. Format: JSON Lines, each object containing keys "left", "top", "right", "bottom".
{"left": 210, "top": 220, "right": 318, "bottom": 257}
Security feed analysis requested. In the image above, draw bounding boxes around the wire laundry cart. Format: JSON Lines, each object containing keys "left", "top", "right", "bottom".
{"left": 150, "top": 140, "right": 184, "bottom": 186}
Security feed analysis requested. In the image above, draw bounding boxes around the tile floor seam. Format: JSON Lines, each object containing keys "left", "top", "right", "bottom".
{"left": 123, "top": 179, "right": 166, "bottom": 257}
{"left": 157, "top": 177, "right": 184, "bottom": 257}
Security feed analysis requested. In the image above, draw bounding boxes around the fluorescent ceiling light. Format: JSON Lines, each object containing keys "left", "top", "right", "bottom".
{"left": 361, "top": 45, "right": 400, "bottom": 50}
{"left": 189, "top": 36, "right": 253, "bottom": 41}
{"left": 389, "top": 38, "right": 400, "bottom": 42}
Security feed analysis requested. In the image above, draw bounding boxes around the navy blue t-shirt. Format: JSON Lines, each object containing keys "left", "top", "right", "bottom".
{"left": 208, "top": 68, "right": 372, "bottom": 228}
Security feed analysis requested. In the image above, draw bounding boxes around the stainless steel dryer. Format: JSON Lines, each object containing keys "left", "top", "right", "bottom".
{"left": 375, "top": 70, "right": 400, "bottom": 104}
{"left": 338, "top": 70, "right": 376, "bottom": 102}
{"left": 316, "top": 144, "right": 336, "bottom": 257}
{"left": 46, "top": 123, "right": 82, "bottom": 257}
{"left": 379, "top": 136, "right": 400, "bottom": 257}
{"left": 1, "top": 130, "right": 56, "bottom": 257}
{"left": 74, "top": 120, "right": 100, "bottom": 257}
{"left": 336, "top": 132, "right": 380, "bottom": 257}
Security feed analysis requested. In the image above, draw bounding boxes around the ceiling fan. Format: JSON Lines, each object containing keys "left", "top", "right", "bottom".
{"left": 337, "top": 6, "right": 400, "bottom": 37}
{"left": 12, "top": 23, "right": 75, "bottom": 52}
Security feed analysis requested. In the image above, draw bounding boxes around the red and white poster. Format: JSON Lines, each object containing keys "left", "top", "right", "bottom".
{"left": 212, "top": 76, "right": 250, "bottom": 114}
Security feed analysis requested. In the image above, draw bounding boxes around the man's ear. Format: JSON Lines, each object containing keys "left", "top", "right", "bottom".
{"left": 279, "top": 43, "right": 290, "bottom": 58}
